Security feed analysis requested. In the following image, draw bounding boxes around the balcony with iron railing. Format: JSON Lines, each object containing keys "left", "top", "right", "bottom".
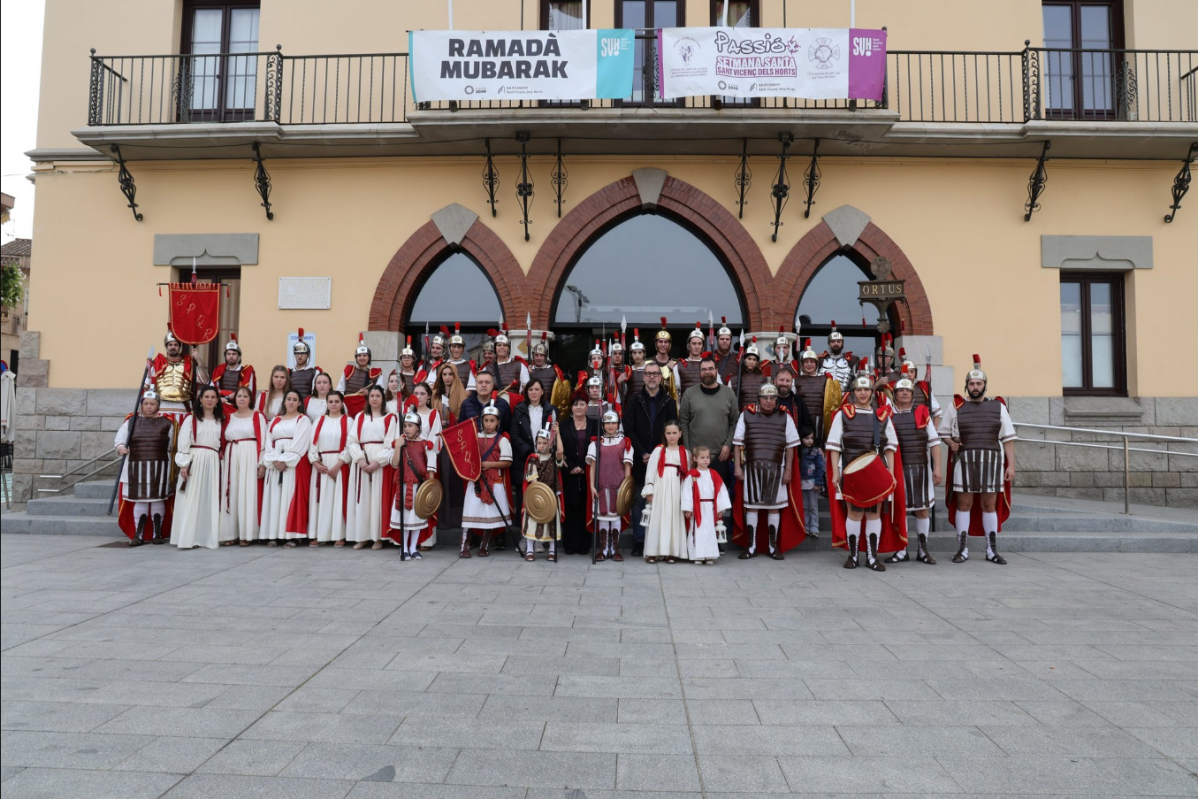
{"left": 73, "top": 38, "right": 1197, "bottom": 161}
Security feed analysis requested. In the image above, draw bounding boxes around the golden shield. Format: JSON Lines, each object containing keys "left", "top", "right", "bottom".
{"left": 616, "top": 475, "right": 636, "bottom": 517}
{"left": 524, "top": 481, "right": 559, "bottom": 524}
{"left": 414, "top": 479, "right": 443, "bottom": 520}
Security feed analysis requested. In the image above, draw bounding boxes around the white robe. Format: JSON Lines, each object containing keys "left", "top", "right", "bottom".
{"left": 308, "top": 415, "right": 350, "bottom": 543}
{"left": 221, "top": 413, "right": 264, "bottom": 542}
{"left": 346, "top": 413, "right": 397, "bottom": 543}
{"left": 171, "top": 416, "right": 222, "bottom": 550}
{"left": 257, "top": 392, "right": 284, "bottom": 421}
{"left": 305, "top": 397, "right": 329, "bottom": 424}
{"left": 681, "top": 469, "right": 731, "bottom": 561}
{"left": 642, "top": 446, "right": 689, "bottom": 559}
{"left": 260, "top": 415, "right": 313, "bottom": 540}
{"left": 462, "top": 433, "right": 512, "bottom": 530}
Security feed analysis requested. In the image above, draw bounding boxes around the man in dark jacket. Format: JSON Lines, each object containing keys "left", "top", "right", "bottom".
{"left": 460, "top": 371, "right": 512, "bottom": 434}
{"left": 622, "top": 362, "right": 677, "bottom": 556}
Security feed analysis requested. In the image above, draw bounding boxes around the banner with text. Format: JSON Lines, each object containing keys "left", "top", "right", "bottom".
{"left": 657, "top": 27, "right": 887, "bottom": 101}
{"left": 410, "top": 29, "right": 636, "bottom": 102}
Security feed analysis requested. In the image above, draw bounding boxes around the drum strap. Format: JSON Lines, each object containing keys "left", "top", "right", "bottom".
{"left": 872, "top": 409, "right": 881, "bottom": 453}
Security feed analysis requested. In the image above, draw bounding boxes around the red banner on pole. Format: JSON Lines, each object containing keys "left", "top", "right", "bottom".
{"left": 440, "top": 418, "right": 482, "bottom": 482}
{"left": 168, "top": 283, "right": 221, "bottom": 345}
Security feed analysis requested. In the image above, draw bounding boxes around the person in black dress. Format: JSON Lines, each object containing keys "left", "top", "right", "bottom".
{"left": 561, "top": 393, "right": 598, "bottom": 555}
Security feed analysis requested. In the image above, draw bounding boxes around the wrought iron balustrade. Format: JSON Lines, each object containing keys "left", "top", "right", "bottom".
{"left": 86, "top": 44, "right": 1196, "bottom": 128}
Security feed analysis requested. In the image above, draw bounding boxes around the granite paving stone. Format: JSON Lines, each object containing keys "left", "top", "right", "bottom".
{"left": 4, "top": 534, "right": 1198, "bottom": 797}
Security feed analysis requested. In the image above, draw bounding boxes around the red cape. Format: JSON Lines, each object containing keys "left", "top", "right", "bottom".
{"left": 118, "top": 487, "right": 176, "bottom": 540}
{"left": 731, "top": 445, "right": 806, "bottom": 553}
{"left": 386, "top": 438, "right": 437, "bottom": 546}
{"left": 945, "top": 395, "right": 1013, "bottom": 536}
{"left": 828, "top": 407, "right": 909, "bottom": 553}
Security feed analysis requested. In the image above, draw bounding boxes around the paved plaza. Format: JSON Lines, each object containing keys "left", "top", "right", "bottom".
{"left": 1, "top": 533, "right": 1196, "bottom": 798}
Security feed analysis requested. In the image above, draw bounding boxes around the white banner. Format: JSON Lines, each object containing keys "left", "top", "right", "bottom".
{"left": 409, "top": 29, "right": 635, "bottom": 102}
{"left": 657, "top": 27, "right": 887, "bottom": 101}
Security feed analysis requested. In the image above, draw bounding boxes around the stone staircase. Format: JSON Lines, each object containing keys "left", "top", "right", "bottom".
{"left": 2, "top": 482, "right": 1196, "bottom": 552}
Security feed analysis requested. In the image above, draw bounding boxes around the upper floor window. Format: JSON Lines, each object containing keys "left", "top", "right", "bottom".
{"left": 617, "top": 0, "right": 684, "bottom": 105}
{"left": 1042, "top": 1, "right": 1124, "bottom": 119}
{"left": 1060, "top": 273, "right": 1126, "bottom": 396}
{"left": 182, "top": 1, "right": 261, "bottom": 121}
{"left": 542, "top": 1, "right": 588, "bottom": 30}
{"left": 712, "top": 0, "right": 757, "bottom": 27}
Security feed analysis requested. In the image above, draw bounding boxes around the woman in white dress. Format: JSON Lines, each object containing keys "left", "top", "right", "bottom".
{"left": 308, "top": 390, "right": 351, "bottom": 547}
{"left": 305, "top": 372, "right": 334, "bottom": 423}
{"left": 172, "top": 386, "right": 224, "bottom": 550}
{"left": 346, "top": 384, "right": 397, "bottom": 550}
{"left": 257, "top": 365, "right": 292, "bottom": 421}
{"left": 680, "top": 446, "right": 731, "bottom": 565}
{"left": 642, "top": 420, "right": 689, "bottom": 563}
{"left": 460, "top": 404, "right": 512, "bottom": 558}
{"left": 260, "top": 389, "right": 314, "bottom": 548}
{"left": 221, "top": 386, "right": 264, "bottom": 546}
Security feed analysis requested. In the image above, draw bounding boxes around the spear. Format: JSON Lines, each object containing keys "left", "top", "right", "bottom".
{"left": 707, "top": 310, "right": 715, "bottom": 352}
{"left": 423, "top": 321, "right": 430, "bottom": 369}
{"left": 526, "top": 312, "right": 532, "bottom": 362}
{"left": 926, "top": 344, "right": 936, "bottom": 533}
{"left": 620, "top": 314, "right": 627, "bottom": 351}
{"left": 108, "top": 347, "right": 156, "bottom": 516}
{"left": 735, "top": 330, "right": 745, "bottom": 409}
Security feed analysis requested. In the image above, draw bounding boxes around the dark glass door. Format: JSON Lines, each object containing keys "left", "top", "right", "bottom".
{"left": 182, "top": 2, "right": 261, "bottom": 121}
{"left": 1042, "top": 1, "right": 1123, "bottom": 119}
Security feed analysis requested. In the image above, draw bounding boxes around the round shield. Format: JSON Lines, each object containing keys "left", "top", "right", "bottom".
{"left": 524, "top": 481, "right": 558, "bottom": 524}
{"left": 414, "top": 479, "right": 443, "bottom": 520}
{"left": 616, "top": 475, "right": 636, "bottom": 517}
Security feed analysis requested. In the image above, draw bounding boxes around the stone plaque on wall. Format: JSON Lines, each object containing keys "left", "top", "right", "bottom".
{"left": 278, "top": 277, "right": 332, "bottom": 310}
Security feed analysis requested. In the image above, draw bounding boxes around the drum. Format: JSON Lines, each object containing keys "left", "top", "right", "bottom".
{"left": 414, "top": 479, "right": 443, "bottom": 519}
{"left": 524, "top": 481, "right": 559, "bottom": 524}
{"left": 840, "top": 452, "right": 896, "bottom": 507}
{"left": 616, "top": 475, "right": 635, "bottom": 517}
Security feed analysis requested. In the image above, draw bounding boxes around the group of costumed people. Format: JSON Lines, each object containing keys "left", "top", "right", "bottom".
{"left": 116, "top": 316, "right": 1015, "bottom": 568}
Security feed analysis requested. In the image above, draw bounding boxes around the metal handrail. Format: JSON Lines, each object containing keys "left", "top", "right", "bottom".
{"left": 35, "top": 451, "right": 123, "bottom": 497}
{"left": 1012, "top": 421, "right": 1196, "bottom": 514}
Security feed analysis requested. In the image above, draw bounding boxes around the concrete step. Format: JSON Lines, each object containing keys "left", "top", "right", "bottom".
{"left": 2, "top": 512, "right": 124, "bottom": 536}
{"left": 74, "top": 481, "right": 116, "bottom": 500}
{"left": 26, "top": 496, "right": 114, "bottom": 517}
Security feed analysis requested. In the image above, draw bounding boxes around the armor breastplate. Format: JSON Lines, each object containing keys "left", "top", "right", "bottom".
{"left": 892, "top": 410, "right": 929, "bottom": 466}
{"left": 491, "top": 360, "right": 522, "bottom": 391}
{"left": 529, "top": 365, "right": 558, "bottom": 394}
{"left": 821, "top": 355, "right": 851, "bottom": 388}
{"left": 737, "top": 370, "right": 767, "bottom": 408}
{"left": 453, "top": 361, "right": 473, "bottom": 387}
{"left": 218, "top": 367, "right": 241, "bottom": 393}
{"left": 957, "top": 401, "right": 1002, "bottom": 452}
{"left": 531, "top": 455, "right": 558, "bottom": 488}
{"left": 676, "top": 359, "right": 703, "bottom": 396}
{"left": 841, "top": 409, "right": 881, "bottom": 463}
{"left": 398, "top": 439, "right": 429, "bottom": 484}
{"left": 344, "top": 368, "right": 370, "bottom": 395}
{"left": 156, "top": 360, "right": 191, "bottom": 403}
{"left": 290, "top": 368, "right": 317, "bottom": 401}
{"left": 742, "top": 410, "right": 787, "bottom": 464}
{"left": 627, "top": 367, "right": 646, "bottom": 397}
{"left": 912, "top": 384, "right": 931, "bottom": 410}
{"left": 597, "top": 440, "right": 625, "bottom": 488}
{"left": 714, "top": 352, "right": 737, "bottom": 383}
{"left": 794, "top": 375, "right": 826, "bottom": 422}
{"left": 129, "top": 416, "right": 173, "bottom": 462}
{"left": 399, "top": 372, "right": 417, "bottom": 396}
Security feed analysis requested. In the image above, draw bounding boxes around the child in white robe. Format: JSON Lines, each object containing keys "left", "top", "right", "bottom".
{"left": 642, "top": 420, "right": 689, "bottom": 563}
{"left": 681, "top": 446, "right": 732, "bottom": 564}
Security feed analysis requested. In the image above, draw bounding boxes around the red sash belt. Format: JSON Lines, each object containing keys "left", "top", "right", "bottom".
{"left": 231, "top": 438, "right": 256, "bottom": 444}
{"left": 192, "top": 445, "right": 219, "bottom": 453}
{"left": 359, "top": 440, "right": 384, "bottom": 445}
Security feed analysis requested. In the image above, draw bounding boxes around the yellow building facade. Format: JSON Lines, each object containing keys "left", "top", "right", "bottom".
{"left": 13, "top": 0, "right": 1198, "bottom": 506}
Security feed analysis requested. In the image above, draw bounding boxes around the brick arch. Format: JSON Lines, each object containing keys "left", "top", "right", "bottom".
{"left": 774, "top": 219, "right": 934, "bottom": 335}
{"left": 369, "top": 216, "right": 524, "bottom": 333}
{"left": 526, "top": 175, "right": 771, "bottom": 329}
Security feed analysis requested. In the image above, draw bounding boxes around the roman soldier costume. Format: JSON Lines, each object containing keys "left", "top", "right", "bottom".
{"left": 485, "top": 324, "right": 529, "bottom": 403}
{"left": 148, "top": 326, "right": 201, "bottom": 414}
{"left": 944, "top": 354, "right": 1016, "bottom": 565}
{"left": 674, "top": 323, "right": 707, "bottom": 398}
{"left": 522, "top": 428, "right": 565, "bottom": 560}
{"left": 898, "top": 351, "right": 943, "bottom": 419}
{"left": 418, "top": 326, "right": 450, "bottom": 383}
{"left": 581, "top": 371, "right": 617, "bottom": 426}
{"left": 445, "top": 323, "right": 478, "bottom": 391}
{"left": 460, "top": 403, "right": 512, "bottom": 558}
{"left": 652, "top": 317, "right": 679, "bottom": 406}
{"left": 115, "top": 390, "right": 178, "bottom": 545}
{"left": 289, "top": 328, "right": 324, "bottom": 403}
{"left": 528, "top": 332, "right": 571, "bottom": 417}
{"left": 627, "top": 329, "right": 648, "bottom": 398}
{"left": 586, "top": 410, "right": 634, "bottom": 562}
{"left": 773, "top": 328, "right": 799, "bottom": 376}
{"left": 338, "top": 334, "right": 383, "bottom": 416}
{"left": 712, "top": 317, "right": 739, "bottom": 385}
{"left": 819, "top": 320, "right": 853, "bottom": 391}
{"left": 826, "top": 360, "right": 907, "bottom": 571}
{"left": 388, "top": 411, "right": 438, "bottom": 560}
{"left": 606, "top": 339, "right": 632, "bottom": 411}
{"left": 886, "top": 367, "right": 941, "bottom": 565}
{"left": 731, "top": 381, "right": 804, "bottom": 559}
{"left": 732, "top": 338, "right": 768, "bottom": 410}
{"left": 211, "top": 334, "right": 256, "bottom": 401}
{"left": 794, "top": 338, "right": 840, "bottom": 445}
{"left": 395, "top": 337, "right": 420, "bottom": 396}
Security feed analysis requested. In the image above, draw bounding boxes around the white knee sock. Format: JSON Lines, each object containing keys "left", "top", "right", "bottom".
{"left": 845, "top": 518, "right": 862, "bottom": 556}
{"left": 865, "top": 518, "right": 882, "bottom": 561}
{"left": 133, "top": 501, "right": 149, "bottom": 520}
{"left": 982, "top": 512, "right": 999, "bottom": 556}
{"left": 549, "top": 539, "right": 556, "bottom": 555}
{"left": 604, "top": 522, "right": 617, "bottom": 555}
{"left": 956, "top": 518, "right": 971, "bottom": 557}
{"left": 406, "top": 529, "right": 419, "bottom": 555}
